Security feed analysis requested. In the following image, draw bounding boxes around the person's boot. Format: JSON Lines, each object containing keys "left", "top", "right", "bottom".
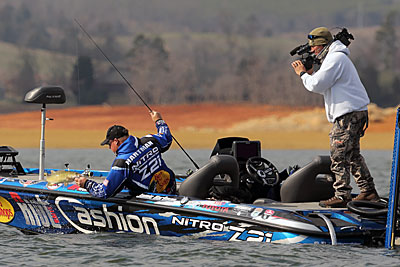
{"left": 319, "top": 196, "right": 349, "bottom": 208}
{"left": 352, "top": 189, "right": 380, "bottom": 201}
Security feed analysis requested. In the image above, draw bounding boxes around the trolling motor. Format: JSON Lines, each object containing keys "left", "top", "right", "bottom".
{"left": 290, "top": 27, "right": 354, "bottom": 70}
{"left": 24, "top": 86, "right": 66, "bottom": 180}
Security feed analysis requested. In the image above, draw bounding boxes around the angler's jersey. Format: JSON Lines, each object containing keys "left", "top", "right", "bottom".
{"left": 84, "top": 120, "right": 176, "bottom": 198}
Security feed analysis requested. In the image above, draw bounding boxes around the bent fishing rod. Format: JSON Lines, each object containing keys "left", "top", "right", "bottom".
{"left": 75, "top": 19, "right": 200, "bottom": 170}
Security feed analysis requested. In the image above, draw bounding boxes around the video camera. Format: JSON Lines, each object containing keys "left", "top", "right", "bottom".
{"left": 290, "top": 28, "right": 354, "bottom": 70}
{"left": 290, "top": 44, "right": 314, "bottom": 70}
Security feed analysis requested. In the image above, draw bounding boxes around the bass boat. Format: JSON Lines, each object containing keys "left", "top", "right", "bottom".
{"left": 0, "top": 87, "right": 399, "bottom": 248}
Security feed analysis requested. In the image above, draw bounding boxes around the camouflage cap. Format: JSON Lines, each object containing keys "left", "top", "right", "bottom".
{"left": 308, "top": 27, "right": 333, "bottom": 46}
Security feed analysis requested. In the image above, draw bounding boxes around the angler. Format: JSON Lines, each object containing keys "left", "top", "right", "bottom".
{"left": 75, "top": 111, "right": 176, "bottom": 198}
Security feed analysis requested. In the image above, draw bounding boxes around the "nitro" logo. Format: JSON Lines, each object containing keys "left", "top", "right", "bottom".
{"left": 0, "top": 196, "right": 14, "bottom": 223}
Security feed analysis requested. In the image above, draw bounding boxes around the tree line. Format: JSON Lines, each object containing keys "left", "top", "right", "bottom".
{"left": 0, "top": 2, "right": 399, "bottom": 108}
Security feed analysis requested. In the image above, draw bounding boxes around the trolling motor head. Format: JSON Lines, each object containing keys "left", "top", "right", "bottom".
{"left": 24, "top": 86, "right": 66, "bottom": 180}
{"left": 24, "top": 86, "right": 66, "bottom": 104}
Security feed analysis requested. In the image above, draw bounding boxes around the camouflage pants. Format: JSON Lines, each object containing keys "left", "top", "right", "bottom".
{"left": 329, "top": 110, "right": 375, "bottom": 199}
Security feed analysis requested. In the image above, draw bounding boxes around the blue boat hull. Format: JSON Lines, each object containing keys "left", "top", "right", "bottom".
{"left": 0, "top": 177, "right": 385, "bottom": 246}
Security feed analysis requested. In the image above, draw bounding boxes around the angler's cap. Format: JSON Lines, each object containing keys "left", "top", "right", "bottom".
{"left": 308, "top": 27, "right": 333, "bottom": 46}
{"left": 100, "top": 125, "right": 129, "bottom": 146}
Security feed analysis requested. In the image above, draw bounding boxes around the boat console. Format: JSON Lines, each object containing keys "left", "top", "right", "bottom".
{"left": 179, "top": 137, "right": 261, "bottom": 200}
{"left": 180, "top": 136, "right": 336, "bottom": 204}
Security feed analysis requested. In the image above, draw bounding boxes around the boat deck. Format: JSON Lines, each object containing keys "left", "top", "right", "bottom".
{"left": 2, "top": 172, "right": 344, "bottom": 211}
{"left": 253, "top": 200, "right": 345, "bottom": 211}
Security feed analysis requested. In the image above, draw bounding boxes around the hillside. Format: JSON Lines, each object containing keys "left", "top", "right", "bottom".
{"left": 0, "top": 103, "right": 396, "bottom": 150}
{"left": 0, "top": 1, "right": 399, "bottom": 109}
{"left": 3, "top": 0, "right": 398, "bottom": 33}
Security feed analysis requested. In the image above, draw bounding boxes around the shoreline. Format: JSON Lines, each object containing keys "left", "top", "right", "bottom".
{"left": 0, "top": 103, "right": 397, "bottom": 150}
{"left": 1, "top": 129, "right": 394, "bottom": 150}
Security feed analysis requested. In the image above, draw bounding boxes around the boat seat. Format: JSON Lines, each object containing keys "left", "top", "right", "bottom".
{"left": 0, "top": 146, "right": 25, "bottom": 176}
{"left": 280, "top": 156, "right": 335, "bottom": 202}
{"left": 178, "top": 154, "right": 239, "bottom": 199}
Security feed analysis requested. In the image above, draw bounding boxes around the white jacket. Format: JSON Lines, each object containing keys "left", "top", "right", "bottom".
{"left": 301, "top": 40, "right": 370, "bottom": 123}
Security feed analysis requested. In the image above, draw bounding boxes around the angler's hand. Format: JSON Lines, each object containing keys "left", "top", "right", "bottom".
{"left": 75, "top": 176, "right": 87, "bottom": 188}
{"left": 150, "top": 111, "right": 163, "bottom": 122}
{"left": 291, "top": 60, "right": 307, "bottom": 76}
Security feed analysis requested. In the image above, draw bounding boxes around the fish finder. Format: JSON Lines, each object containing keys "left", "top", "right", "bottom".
{"left": 232, "top": 140, "right": 261, "bottom": 165}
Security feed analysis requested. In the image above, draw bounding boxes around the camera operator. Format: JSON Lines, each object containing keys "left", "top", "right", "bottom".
{"left": 291, "top": 27, "right": 380, "bottom": 208}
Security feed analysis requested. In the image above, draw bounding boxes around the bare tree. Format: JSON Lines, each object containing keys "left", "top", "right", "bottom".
{"left": 5, "top": 49, "right": 37, "bottom": 102}
{"left": 126, "top": 34, "right": 171, "bottom": 104}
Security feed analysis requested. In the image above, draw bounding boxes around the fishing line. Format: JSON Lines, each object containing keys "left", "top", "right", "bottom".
{"left": 74, "top": 19, "right": 200, "bottom": 170}
{"left": 74, "top": 24, "right": 81, "bottom": 105}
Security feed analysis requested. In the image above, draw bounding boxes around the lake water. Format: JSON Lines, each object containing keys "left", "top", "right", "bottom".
{"left": 1, "top": 148, "right": 400, "bottom": 266}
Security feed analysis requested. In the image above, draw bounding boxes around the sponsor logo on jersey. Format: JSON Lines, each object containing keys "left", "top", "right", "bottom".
{"left": 149, "top": 170, "right": 170, "bottom": 193}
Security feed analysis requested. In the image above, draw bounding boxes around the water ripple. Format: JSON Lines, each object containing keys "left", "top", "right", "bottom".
{"left": 2, "top": 149, "right": 400, "bottom": 266}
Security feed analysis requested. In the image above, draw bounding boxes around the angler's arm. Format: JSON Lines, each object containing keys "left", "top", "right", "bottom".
{"left": 147, "top": 111, "right": 172, "bottom": 152}
{"left": 82, "top": 160, "right": 127, "bottom": 198}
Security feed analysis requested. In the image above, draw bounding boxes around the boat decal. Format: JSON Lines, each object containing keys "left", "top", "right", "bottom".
{"left": 271, "top": 233, "right": 308, "bottom": 244}
{"left": 200, "top": 204, "right": 229, "bottom": 213}
{"left": 136, "top": 194, "right": 177, "bottom": 202}
{"left": 0, "top": 196, "right": 14, "bottom": 223}
{"left": 158, "top": 212, "right": 180, "bottom": 218}
{"left": 264, "top": 209, "right": 275, "bottom": 215}
{"left": 47, "top": 183, "right": 62, "bottom": 190}
{"left": 170, "top": 215, "right": 276, "bottom": 243}
{"left": 228, "top": 226, "right": 273, "bottom": 242}
{"left": 55, "top": 196, "right": 160, "bottom": 235}
{"left": 233, "top": 205, "right": 253, "bottom": 216}
{"left": 55, "top": 197, "right": 94, "bottom": 234}
{"left": 20, "top": 180, "right": 41, "bottom": 187}
{"left": 0, "top": 178, "right": 7, "bottom": 184}
{"left": 254, "top": 215, "right": 322, "bottom": 232}
{"left": 137, "top": 194, "right": 184, "bottom": 206}
{"left": 150, "top": 200, "right": 182, "bottom": 206}
{"left": 66, "top": 184, "right": 87, "bottom": 192}
{"left": 250, "top": 207, "right": 264, "bottom": 218}
{"left": 9, "top": 193, "right": 61, "bottom": 228}
{"left": 172, "top": 216, "right": 226, "bottom": 232}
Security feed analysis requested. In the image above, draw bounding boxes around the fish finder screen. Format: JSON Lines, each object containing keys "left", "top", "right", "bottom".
{"left": 233, "top": 141, "right": 261, "bottom": 162}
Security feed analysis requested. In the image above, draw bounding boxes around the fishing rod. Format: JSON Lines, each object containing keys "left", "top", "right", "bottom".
{"left": 74, "top": 19, "right": 200, "bottom": 170}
